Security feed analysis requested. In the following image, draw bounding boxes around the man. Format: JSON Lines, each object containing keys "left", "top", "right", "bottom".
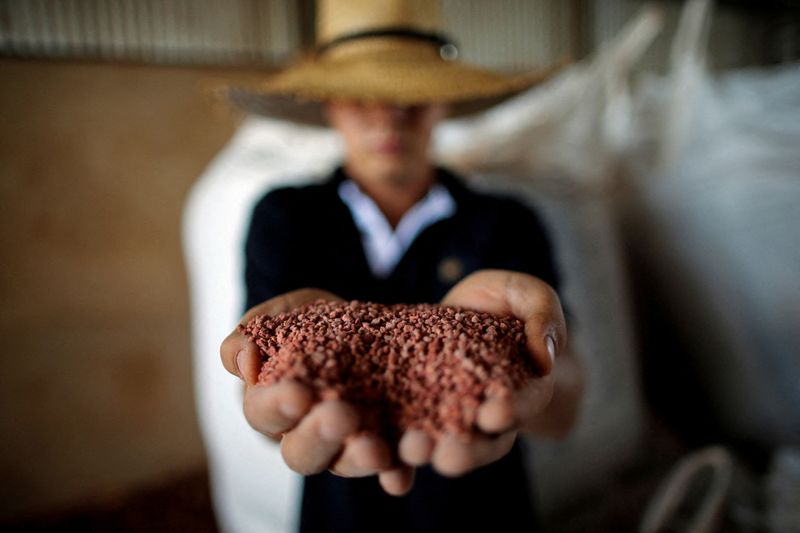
{"left": 220, "top": 1, "right": 583, "bottom": 531}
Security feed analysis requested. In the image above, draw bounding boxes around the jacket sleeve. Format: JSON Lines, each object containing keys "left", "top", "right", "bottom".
{"left": 243, "top": 188, "right": 311, "bottom": 310}
{"left": 491, "top": 198, "right": 572, "bottom": 324}
{"left": 493, "top": 198, "right": 562, "bottom": 293}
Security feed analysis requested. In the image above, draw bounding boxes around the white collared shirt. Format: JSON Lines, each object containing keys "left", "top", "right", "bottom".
{"left": 337, "top": 179, "right": 457, "bottom": 278}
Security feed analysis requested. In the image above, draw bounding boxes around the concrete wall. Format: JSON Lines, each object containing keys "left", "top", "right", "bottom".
{"left": 0, "top": 59, "right": 245, "bottom": 519}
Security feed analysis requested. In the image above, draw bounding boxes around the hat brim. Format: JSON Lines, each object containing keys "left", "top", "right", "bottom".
{"left": 223, "top": 55, "right": 565, "bottom": 127}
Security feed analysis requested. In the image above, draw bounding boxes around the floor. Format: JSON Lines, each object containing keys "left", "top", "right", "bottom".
{"left": 4, "top": 470, "right": 218, "bottom": 532}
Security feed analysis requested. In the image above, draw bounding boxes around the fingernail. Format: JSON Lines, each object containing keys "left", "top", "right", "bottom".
{"left": 545, "top": 335, "right": 557, "bottom": 365}
{"left": 235, "top": 350, "right": 245, "bottom": 379}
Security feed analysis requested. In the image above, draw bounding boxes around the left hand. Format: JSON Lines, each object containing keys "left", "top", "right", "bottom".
{"left": 396, "top": 269, "right": 578, "bottom": 479}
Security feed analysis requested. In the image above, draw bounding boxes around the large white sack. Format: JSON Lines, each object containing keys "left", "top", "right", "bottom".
{"left": 618, "top": 0, "right": 800, "bottom": 448}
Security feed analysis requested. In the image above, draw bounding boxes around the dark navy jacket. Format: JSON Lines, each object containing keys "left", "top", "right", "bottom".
{"left": 245, "top": 167, "right": 561, "bottom": 533}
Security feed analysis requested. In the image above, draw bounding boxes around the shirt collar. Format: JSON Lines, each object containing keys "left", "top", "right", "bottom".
{"left": 336, "top": 171, "right": 457, "bottom": 278}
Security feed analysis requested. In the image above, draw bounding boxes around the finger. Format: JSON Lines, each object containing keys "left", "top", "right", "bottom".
{"left": 521, "top": 310, "right": 563, "bottom": 376}
{"left": 431, "top": 431, "right": 517, "bottom": 478}
{"left": 220, "top": 331, "right": 262, "bottom": 385}
{"left": 243, "top": 379, "right": 315, "bottom": 437}
{"left": 329, "top": 433, "right": 392, "bottom": 477}
{"left": 281, "top": 400, "right": 359, "bottom": 475}
{"left": 379, "top": 466, "right": 416, "bottom": 497}
{"left": 476, "top": 395, "right": 515, "bottom": 434}
{"left": 514, "top": 375, "right": 555, "bottom": 432}
{"left": 478, "top": 376, "right": 555, "bottom": 435}
{"left": 505, "top": 273, "right": 566, "bottom": 374}
{"left": 398, "top": 429, "right": 435, "bottom": 466}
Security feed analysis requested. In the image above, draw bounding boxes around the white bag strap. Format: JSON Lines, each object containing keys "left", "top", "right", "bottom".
{"left": 639, "top": 446, "right": 734, "bottom": 533}
{"left": 658, "top": 0, "right": 714, "bottom": 171}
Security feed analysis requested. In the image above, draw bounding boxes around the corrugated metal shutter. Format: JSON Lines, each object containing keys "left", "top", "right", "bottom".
{"left": 441, "top": 0, "right": 582, "bottom": 71}
{"left": 0, "top": 1, "right": 786, "bottom": 70}
{"left": 0, "top": 0, "right": 301, "bottom": 65}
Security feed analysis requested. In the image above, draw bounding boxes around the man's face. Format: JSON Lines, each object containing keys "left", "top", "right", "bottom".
{"left": 325, "top": 101, "right": 446, "bottom": 186}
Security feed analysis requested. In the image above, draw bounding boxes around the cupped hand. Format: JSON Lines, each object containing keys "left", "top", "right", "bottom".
{"left": 220, "top": 288, "right": 415, "bottom": 496}
{"left": 398, "top": 269, "right": 569, "bottom": 477}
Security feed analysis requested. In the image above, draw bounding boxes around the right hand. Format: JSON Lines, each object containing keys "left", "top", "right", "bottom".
{"left": 220, "top": 288, "right": 416, "bottom": 496}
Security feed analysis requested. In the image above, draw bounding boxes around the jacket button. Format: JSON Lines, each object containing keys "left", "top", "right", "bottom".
{"left": 438, "top": 257, "right": 464, "bottom": 285}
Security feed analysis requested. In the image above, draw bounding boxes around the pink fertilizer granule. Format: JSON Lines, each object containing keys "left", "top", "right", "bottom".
{"left": 240, "top": 299, "right": 536, "bottom": 442}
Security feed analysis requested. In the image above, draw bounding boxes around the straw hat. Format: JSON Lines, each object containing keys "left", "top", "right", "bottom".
{"left": 226, "top": 0, "right": 563, "bottom": 126}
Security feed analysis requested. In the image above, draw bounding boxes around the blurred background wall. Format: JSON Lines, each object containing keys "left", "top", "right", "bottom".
{"left": 0, "top": 59, "right": 245, "bottom": 519}
{"left": 0, "top": 0, "right": 796, "bottom": 527}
